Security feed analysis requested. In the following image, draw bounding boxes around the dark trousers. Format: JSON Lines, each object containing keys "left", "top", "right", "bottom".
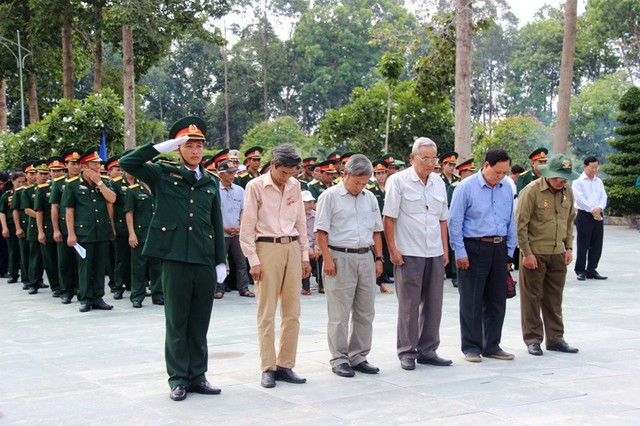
{"left": 303, "top": 256, "right": 323, "bottom": 291}
{"left": 217, "top": 236, "right": 250, "bottom": 294}
{"left": 18, "top": 237, "right": 30, "bottom": 285}
{"left": 130, "top": 241, "right": 162, "bottom": 303}
{"left": 106, "top": 240, "right": 115, "bottom": 291}
{"left": 457, "top": 239, "right": 508, "bottom": 355}
{"left": 163, "top": 259, "right": 216, "bottom": 388}
{"left": 0, "top": 234, "right": 7, "bottom": 274}
{"left": 57, "top": 240, "right": 78, "bottom": 298}
{"left": 113, "top": 236, "right": 131, "bottom": 292}
{"left": 28, "top": 240, "right": 44, "bottom": 288}
{"left": 77, "top": 241, "right": 109, "bottom": 304}
{"left": 574, "top": 210, "right": 604, "bottom": 275}
{"left": 7, "top": 232, "right": 20, "bottom": 279}
{"left": 40, "top": 242, "right": 60, "bottom": 291}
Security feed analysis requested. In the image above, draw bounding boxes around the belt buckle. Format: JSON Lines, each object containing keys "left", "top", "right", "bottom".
{"left": 493, "top": 237, "right": 502, "bottom": 243}
{"left": 279, "top": 237, "right": 289, "bottom": 244}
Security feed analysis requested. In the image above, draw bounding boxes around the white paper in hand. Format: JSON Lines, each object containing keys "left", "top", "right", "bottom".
{"left": 74, "top": 243, "right": 87, "bottom": 259}
{"left": 215, "top": 264, "right": 227, "bottom": 284}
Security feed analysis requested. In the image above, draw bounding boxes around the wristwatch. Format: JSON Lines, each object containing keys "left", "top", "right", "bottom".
{"left": 375, "top": 256, "right": 383, "bottom": 262}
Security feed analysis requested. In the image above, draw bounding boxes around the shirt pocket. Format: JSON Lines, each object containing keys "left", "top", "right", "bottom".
{"left": 427, "top": 194, "right": 446, "bottom": 217}
{"left": 400, "top": 191, "right": 424, "bottom": 214}
{"left": 536, "top": 199, "right": 554, "bottom": 222}
{"left": 283, "top": 192, "right": 301, "bottom": 223}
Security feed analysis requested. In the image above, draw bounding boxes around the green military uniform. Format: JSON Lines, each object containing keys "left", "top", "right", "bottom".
{"left": 517, "top": 148, "right": 549, "bottom": 195}
{"left": 50, "top": 173, "right": 79, "bottom": 302}
{"left": 110, "top": 173, "right": 132, "bottom": 296}
{"left": 235, "top": 146, "right": 264, "bottom": 189}
{"left": 438, "top": 152, "right": 460, "bottom": 285}
{"left": 23, "top": 182, "right": 45, "bottom": 291}
{"left": 234, "top": 169, "right": 259, "bottom": 189}
{"left": 0, "top": 189, "right": 20, "bottom": 281}
{"left": 124, "top": 181, "right": 163, "bottom": 305}
{"left": 10, "top": 185, "right": 30, "bottom": 288}
{"left": 307, "top": 178, "right": 328, "bottom": 201}
{"left": 298, "top": 157, "right": 317, "bottom": 190}
{"left": 120, "top": 117, "right": 226, "bottom": 391}
{"left": 34, "top": 180, "right": 61, "bottom": 295}
{"left": 61, "top": 148, "right": 115, "bottom": 311}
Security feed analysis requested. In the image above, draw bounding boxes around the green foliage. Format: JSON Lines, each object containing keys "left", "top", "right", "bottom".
{"left": 318, "top": 80, "right": 454, "bottom": 161}
{"left": 474, "top": 115, "right": 552, "bottom": 167}
{"left": 239, "top": 116, "right": 314, "bottom": 161}
{"left": 603, "top": 86, "right": 640, "bottom": 215}
{"left": 378, "top": 53, "right": 404, "bottom": 86}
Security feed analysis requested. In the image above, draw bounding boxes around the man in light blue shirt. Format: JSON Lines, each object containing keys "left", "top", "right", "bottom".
{"left": 448, "top": 148, "right": 516, "bottom": 363}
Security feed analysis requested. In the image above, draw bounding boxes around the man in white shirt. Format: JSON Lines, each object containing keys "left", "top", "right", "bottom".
{"left": 572, "top": 156, "right": 608, "bottom": 281}
{"left": 383, "top": 137, "right": 451, "bottom": 371}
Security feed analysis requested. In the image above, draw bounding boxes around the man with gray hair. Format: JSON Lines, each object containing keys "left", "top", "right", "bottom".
{"left": 240, "top": 143, "right": 312, "bottom": 389}
{"left": 315, "top": 154, "right": 384, "bottom": 377}
{"left": 383, "top": 137, "right": 451, "bottom": 370}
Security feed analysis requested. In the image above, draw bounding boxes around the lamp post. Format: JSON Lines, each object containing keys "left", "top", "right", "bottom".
{"left": 0, "top": 30, "right": 33, "bottom": 129}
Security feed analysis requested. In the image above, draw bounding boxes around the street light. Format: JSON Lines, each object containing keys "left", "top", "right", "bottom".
{"left": 0, "top": 30, "right": 33, "bottom": 130}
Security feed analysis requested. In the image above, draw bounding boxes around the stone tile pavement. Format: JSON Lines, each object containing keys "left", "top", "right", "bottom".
{"left": 1, "top": 225, "right": 639, "bottom": 425}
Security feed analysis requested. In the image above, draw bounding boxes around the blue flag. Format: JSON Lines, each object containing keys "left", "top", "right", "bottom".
{"left": 99, "top": 129, "right": 108, "bottom": 160}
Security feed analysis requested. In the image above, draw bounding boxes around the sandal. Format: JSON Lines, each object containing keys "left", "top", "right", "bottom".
{"left": 301, "top": 289, "right": 311, "bottom": 296}
{"left": 239, "top": 290, "right": 255, "bottom": 297}
{"left": 380, "top": 284, "right": 394, "bottom": 294}
{"left": 214, "top": 292, "right": 224, "bottom": 299}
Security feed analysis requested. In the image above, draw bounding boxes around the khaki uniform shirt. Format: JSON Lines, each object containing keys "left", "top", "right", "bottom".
{"left": 516, "top": 177, "right": 576, "bottom": 256}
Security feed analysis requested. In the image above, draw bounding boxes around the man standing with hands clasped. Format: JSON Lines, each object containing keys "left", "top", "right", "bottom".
{"left": 315, "top": 154, "right": 384, "bottom": 378}
{"left": 120, "top": 117, "right": 227, "bottom": 402}
{"left": 517, "top": 154, "right": 580, "bottom": 356}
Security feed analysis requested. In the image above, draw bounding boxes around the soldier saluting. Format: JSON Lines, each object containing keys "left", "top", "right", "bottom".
{"left": 120, "top": 117, "right": 226, "bottom": 402}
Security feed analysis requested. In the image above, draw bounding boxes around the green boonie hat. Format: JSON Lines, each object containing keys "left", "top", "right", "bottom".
{"left": 537, "top": 154, "right": 580, "bottom": 181}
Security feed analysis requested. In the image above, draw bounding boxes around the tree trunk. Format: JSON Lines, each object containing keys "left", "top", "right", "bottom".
{"left": 223, "top": 43, "right": 230, "bottom": 149}
{"left": 0, "top": 80, "right": 6, "bottom": 131}
{"left": 454, "top": 0, "right": 473, "bottom": 160}
{"left": 62, "top": 5, "right": 74, "bottom": 100}
{"left": 553, "top": 0, "right": 577, "bottom": 155}
{"left": 27, "top": 73, "right": 39, "bottom": 123}
{"left": 122, "top": 25, "right": 136, "bottom": 149}
{"left": 619, "top": 42, "right": 635, "bottom": 85}
{"left": 261, "top": 0, "right": 269, "bottom": 121}
{"left": 385, "top": 86, "right": 392, "bottom": 154}
{"left": 93, "top": 4, "right": 103, "bottom": 93}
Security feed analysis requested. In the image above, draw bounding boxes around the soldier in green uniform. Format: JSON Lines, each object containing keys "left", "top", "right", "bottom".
{"left": 516, "top": 148, "right": 548, "bottom": 194}
{"left": 381, "top": 153, "right": 398, "bottom": 176}
{"left": 12, "top": 162, "right": 37, "bottom": 290}
{"left": 62, "top": 146, "right": 116, "bottom": 312}
{"left": 235, "top": 146, "right": 263, "bottom": 189}
{"left": 298, "top": 157, "right": 317, "bottom": 190}
{"left": 24, "top": 160, "right": 49, "bottom": 294}
{"left": 120, "top": 116, "right": 226, "bottom": 402}
{"left": 335, "top": 151, "right": 355, "bottom": 183}
{"left": 50, "top": 148, "right": 82, "bottom": 304}
{"left": 367, "top": 159, "right": 394, "bottom": 293}
{"left": 107, "top": 155, "right": 133, "bottom": 299}
{"left": 438, "top": 151, "right": 459, "bottom": 284}
{"left": 0, "top": 172, "right": 26, "bottom": 284}
{"left": 125, "top": 178, "right": 163, "bottom": 308}
{"left": 308, "top": 160, "right": 337, "bottom": 201}
{"left": 34, "top": 158, "right": 63, "bottom": 297}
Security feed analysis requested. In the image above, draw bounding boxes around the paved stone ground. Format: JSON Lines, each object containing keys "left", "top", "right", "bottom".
{"left": 1, "top": 225, "right": 639, "bottom": 425}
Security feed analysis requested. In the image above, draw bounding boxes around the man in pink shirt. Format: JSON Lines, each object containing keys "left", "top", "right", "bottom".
{"left": 240, "top": 143, "right": 312, "bottom": 389}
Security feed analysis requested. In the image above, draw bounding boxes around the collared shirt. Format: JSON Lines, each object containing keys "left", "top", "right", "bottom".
{"left": 314, "top": 180, "right": 383, "bottom": 248}
{"left": 383, "top": 167, "right": 448, "bottom": 258}
{"left": 219, "top": 181, "right": 244, "bottom": 237}
{"left": 517, "top": 177, "right": 575, "bottom": 256}
{"left": 239, "top": 172, "right": 310, "bottom": 267}
{"left": 448, "top": 170, "right": 516, "bottom": 259}
{"left": 572, "top": 171, "right": 607, "bottom": 212}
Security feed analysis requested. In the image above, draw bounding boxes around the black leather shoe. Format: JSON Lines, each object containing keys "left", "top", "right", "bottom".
{"left": 153, "top": 298, "right": 165, "bottom": 305}
{"left": 547, "top": 342, "right": 579, "bottom": 353}
{"left": 400, "top": 358, "right": 415, "bottom": 370}
{"left": 61, "top": 295, "right": 73, "bottom": 304}
{"left": 170, "top": 385, "right": 187, "bottom": 401}
{"left": 22, "top": 284, "right": 29, "bottom": 290}
{"left": 52, "top": 289, "right": 60, "bottom": 298}
{"left": 132, "top": 300, "right": 142, "bottom": 308}
{"left": 332, "top": 362, "right": 356, "bottom": 377}
{"left": 275, "top": 366, "right": 306, "bottom": 384}
{"left": 417, "top": 354, "right": 453, "bottom": 366}
{"left": 482, "top": 349, "right": 515, "bottom": 360}
{"left": 92, "top": 300, "right": 113, "bottom": 310}
{"left": 38, "top": 282, "right": 48, "bottom": 289}
{"left": 8, "top": 278, "right": 19, "bottom": 283}
{"left": 261, "top": 370, "right": 276, "bottom": 388}
{"left": 380, "top": 274, "right": 394, "bottom": 284}
{"left": 189, "top": 380, "right": 221, "bottom": 395}
{"left": 527, "top": 343, "right": 543, "bottom": 356}
{"left": 587, "top": 271, "right": 607, "bottom": 280}
{"left": 352, "top": 361, "right": 380, "bottom": 374}
{"left": 28, "top": 287, "right": 38, "bottom": 294}
{"left": 576, "top": 273, "right": 586, "bottom": 281}
{"left": 79, "top": 304, "right": 92, "bottom": 312}
{"left": 113, "top": 290, "right": 123, "bottom": 300}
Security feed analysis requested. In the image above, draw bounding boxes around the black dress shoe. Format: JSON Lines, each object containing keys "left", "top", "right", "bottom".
{"left": 8, "top": 278, "right": 19, "bottom": 284}
{"left": 189, "top": 380, "right": 221, "bottom": 395}
{"left": 113, "top": 290, "right": 123, "bottom": 300}
{"left": 380, "top": 274, "right": 394, "bottom": 284}
{"left": 400, "top": 358, "right": 415, "bottom": 370}
{"left": 527, "top": 343, "right": 543, "bottom": 356}
{"left": 132, "top": 300, "right": 142, "bottom": 308}
{"left": 261, "top": 370, "right": 276, "bottom": 388}
{"left": 22, "top": 284, "right": 29, "bottom": 290}
{"left": 38, "top": 282, "right": 48, "bottom": 289}
{"left": 92, "top": 300, "right": 113, "bottom": 310}
{"left": 61, "top": 295, "right": 73, "bottom": 304}
{"left": 547, "top": 342, "right": 579, "bottom": 353}
{"left": 170, "top": 385, "right": 187, "bottom": 401}
{"left": 352, "top": 360, "right": 380, "bottom": 374}
{"left": 587, "top": 271, "right": 608, "bottom": 280}
{"left": 79, "top": 304, "right": 92, "bottom": 312}
{"left": 576, "top": 273, "right": 586, "bottom": 281}
{"left": 275, "top": 366, "right": 306, "bottom": 384}
{"left": 28, "top": 287, "right": 38, "bottom": 294}
{"left": 153, "top": 298, "right": 165, "bottom": 305}
{"left": 417, "top": 354, "right": 453, "bottom": 366}
{"left": 52, "top": 289, "right": 60, "bottom": 298}
{"left": 332, "top": 362, "right": 355, "bottom": 377}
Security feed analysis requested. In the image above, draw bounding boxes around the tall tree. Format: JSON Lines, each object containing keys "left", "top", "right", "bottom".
{"left": 455, "top": 0, "right": 473, "bottom": 160}
{"left": 553, "top": 0, "right": 577, "bottom": 154}
{"left": 377, "top": 53, "right": 404, "bottom": 154}
{"left": 61, "top": 2, "right": 73, "bottom": 100}
{"left": 0, "top": 80, "right": 6, "bottom": 130}
{"left": 122, "top": 24, "right": 135, "bottom": 149}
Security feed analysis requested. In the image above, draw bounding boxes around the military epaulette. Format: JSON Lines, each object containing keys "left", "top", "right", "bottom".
{"left": 53, "top": 175, "right": 65, "bottom": 182}
{"left": 24, "top": 184, "right": 34, "bottom": 189}
{"left": 205, "top": 169, "right": 220, "bottom": 179}
{"left": 37, "top": 183, "right": 50, "bottom": 188}
{"left": 521, "top": 170, "right": 531, "bottom": 177}
{"left": 451, "top": 181, "right": 460, "bottom": 187}
{"left": 333, "top": 176, "right": 342, "bottom": 184}
{"left": 238, "top": 171, "right": 249, "bottom": 178}
{"left": 14, "top": 186, "right": 24, "bottom": 192}
{"left": 111, "top": 176, "right": 123, "bottom": 182}
{"left": 366, "top": 184, "right": 376, "bottom": 190}
{"left": 157, "top": 159, "right": 179, "bottom": 166}
{"left": 66, "top": 176, "right": 79, "bottom": 183}
{"left": 308, "top": 180, "right": 319, "bottom": 187}
{"left": 453, "top": 173, "right": 460, "bottom": 179}
{"left": 129, "top": 183, "right": 140, "bottom": 189}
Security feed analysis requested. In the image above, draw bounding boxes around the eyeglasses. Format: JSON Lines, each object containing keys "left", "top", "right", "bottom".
{"left": 415, "top": 156, "right": 438, "bottom": 164}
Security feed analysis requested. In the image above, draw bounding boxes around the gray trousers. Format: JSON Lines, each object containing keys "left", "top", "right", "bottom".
{"left": 323, "top": 250, "right": 376, "bottom": 368}
{"left": 395, "top": 255, "right": 445, "bottom": 360}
